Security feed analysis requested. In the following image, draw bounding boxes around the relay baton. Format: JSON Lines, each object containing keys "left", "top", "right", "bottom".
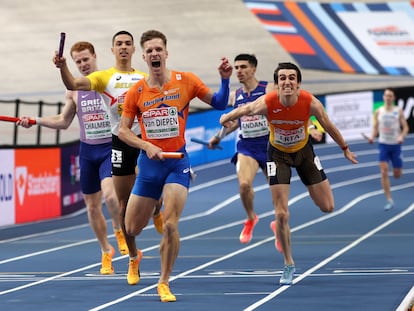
{"left": 190, "top": 137, "right": 223, "bottom": 150}
{"left": 0, "top": 116, "right": 36, "bottom": 125}
{"left": 361, "top": 133, "right": 370, "bottom": 141}
{"left": 161, "top": 152, "right": 184, "bottom": 159}
{"left": 58, "top": 32, "right": 66, "bottom": 58}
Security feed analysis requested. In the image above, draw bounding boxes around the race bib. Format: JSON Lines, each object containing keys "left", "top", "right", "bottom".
{"left": 240, "top": 115, "right": 269, "bottom": 138}
{"left": 273, "top": 126, "right": 306, "bottom": 147}
{"left": 142, "top": 107, "right": 179, "bottom": 139}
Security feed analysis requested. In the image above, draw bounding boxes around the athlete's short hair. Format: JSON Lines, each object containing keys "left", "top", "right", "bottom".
{"left": 140, "top": 30, "right": 167, "bottom": 48}
{"left": 112, "top": 30, "right": 134, "bottom": 45}
{"left": 234, "top": 54, "right": 258, "bottom": 68}
{"left": 274, "top": 62, "right": 302, "bottom": 84}
{"left": 70, "top": 41, "right": 95, "bottom": 56}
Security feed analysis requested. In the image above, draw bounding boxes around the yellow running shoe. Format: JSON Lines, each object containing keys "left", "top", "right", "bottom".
{"left": 100, "top": 246, "right": 115, "bottom": 275}
{"left": 157, "top": 283, "right": 176, "bottom": 302}
{"left": 153, "top": 211, "right": 164, "bottom": 235}
{"left": 114, "top": 229, "right": 129, "bottom": 255}
{"left": 127, "top": 250, "right": 143, "bottom": 285}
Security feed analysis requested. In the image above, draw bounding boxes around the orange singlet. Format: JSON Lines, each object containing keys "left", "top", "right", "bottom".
{"left": 123, "top": 70, "right": 210, "bottom": 152}
{"left": 265, "top": 90, "right": 312, "bottom": 153}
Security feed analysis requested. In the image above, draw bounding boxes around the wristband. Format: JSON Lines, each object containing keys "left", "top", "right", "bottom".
{"left": 341, "top": 145, "right": 348, "bottom": 151}
{"left": 35, "top": 117, "right": 41, "bottom": 126}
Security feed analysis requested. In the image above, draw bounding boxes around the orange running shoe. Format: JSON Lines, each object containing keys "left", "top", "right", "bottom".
{"left": 114, "top": 229, "right": 129, "bottom": 255}
{"left": 270, "top": 221, "right": 283, "bottom": 253}
{"left": 157, "top": 283, "right": 176, "bottom": 302}
{"left": 239, "top": 214, "right": 259, "bottom": 244}
{"left": 100, "top": 245, "right": 115, "bottom": 275}
{"left": 127, "top": 250, "right": 143, "bottom": 285}
{"left": 153, "top": 211, "right": 164, "bottom": 235}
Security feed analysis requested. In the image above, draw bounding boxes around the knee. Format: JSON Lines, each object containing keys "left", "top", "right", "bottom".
{"left": 164, "top": 221, "right": 178, "bottom": 236}
{"left": 87, "top": 202, "right": 101, "bottom": 216}
{"left": 239, "top": 181, "right": 252, "bottom": 196}
{"left": 275, "top": 209, "right": 289, "bottom": 225}
{"left": 102, "top": 191, "right": 118, "bottom": 209}
{"left": 125, "top": 222, "right": 142, "bottom": 236}
{"left": 380, "top": 168, "right": 389, "bottom": 178}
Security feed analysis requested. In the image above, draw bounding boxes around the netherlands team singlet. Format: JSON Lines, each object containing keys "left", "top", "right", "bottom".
{"left": 123, "top": 70, "right": 210, "bottom": 152}
{"left": 76, "top": 90, "right": 111, "bottom": 144}
{"left": 87, "top": 67, "right": 147, "bottom": 136}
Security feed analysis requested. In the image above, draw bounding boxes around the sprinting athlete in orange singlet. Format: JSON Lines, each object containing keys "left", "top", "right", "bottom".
{"left": 208, "top": 54, "right": 322, "bottom": 248}
{"left": 119, "top": 29, "right": 232, "bottom": 303}
{"left": 220, "top": 62, "right": 358, "bottom": 286}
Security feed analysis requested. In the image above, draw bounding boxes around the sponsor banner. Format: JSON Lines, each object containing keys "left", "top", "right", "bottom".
{"left": 325, "top": 91, "right": 373, "bottom": 143}
{"left": 0, "top": 149, "right": 15, "bottom": 226}
{"left": 243, "top": 1, "right": 414, "bottom": 75}
{"left": 338, "top": 11, "right": 414, "bottom": 69}
{"left": 61, "top": 143, "right": 84, "bottom": 215}
{"left": 14, "top": 148, "right": 61, "bottom": 223}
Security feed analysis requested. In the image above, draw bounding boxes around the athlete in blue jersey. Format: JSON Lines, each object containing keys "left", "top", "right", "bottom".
{"left": 210, "top": 54, "right": 274, "bottom": 245}
{"left": 19, "top": 42, "right": 127, "bottom": 274}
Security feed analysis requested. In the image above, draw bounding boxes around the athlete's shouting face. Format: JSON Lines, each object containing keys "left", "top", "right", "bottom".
{"left": 142, "top": 38, "right": 168, "bottom": 74}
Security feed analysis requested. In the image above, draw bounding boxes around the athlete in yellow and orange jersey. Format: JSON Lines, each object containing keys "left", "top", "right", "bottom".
{"left": 119, "top": 29, "right": 232, "bottom": 302}
{"left": 220, "top": 62, "right": 357, "bottom": 286}
{"left": 265, "top": 88, "right": 313, "bottom": 153}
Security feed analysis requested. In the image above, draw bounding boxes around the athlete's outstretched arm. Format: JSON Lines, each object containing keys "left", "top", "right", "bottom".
{"left": 53, "top": 51, "right": 91, "bottom": 91}
{"left": 17, "top": 91, "right": 77, "bottom": 129}
{"left": 219, "top": 94, "right": 267, "bottom": 127}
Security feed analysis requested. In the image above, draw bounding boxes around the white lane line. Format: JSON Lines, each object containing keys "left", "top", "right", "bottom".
{"left": 89, "top": 183, "right": 414, "bottom": 310}
{"left": 1, "top": 177, "right": 413, "bottom": 298}
{"left": 396, "top": 285, "right": 414, "bottom": 311}
{"left": 244, "top": 202, "right": 414, "bottom": 311}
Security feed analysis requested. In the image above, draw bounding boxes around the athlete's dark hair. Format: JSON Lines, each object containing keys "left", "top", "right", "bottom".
{"left": 112, "top": 30, "right": 134, "bottom": 45}
{"left": 273, "top": 62, "right": 302, "bottom": 84}
{"left": 384, "top": 87, "right": 396, "bottom": 96}
{"left": 234, "top": 54, "right": 258, "bottom": 67}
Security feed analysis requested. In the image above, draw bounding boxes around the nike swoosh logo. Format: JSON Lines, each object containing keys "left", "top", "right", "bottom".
{"left": 183, "top": 168, "right": 190, "bottom": 174}
{"left": 273, "top": 109, "right": 282, "bottom": 114}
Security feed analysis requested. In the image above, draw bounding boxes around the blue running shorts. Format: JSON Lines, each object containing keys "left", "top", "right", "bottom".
{"left": 132, "top": 149, "right": 191, "bottom": 200}
{"left": 79, "top": 141, "right": 112, "bottom": 194}
{"left": 378, "top": 143, "right": 403, "bottom": 168}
